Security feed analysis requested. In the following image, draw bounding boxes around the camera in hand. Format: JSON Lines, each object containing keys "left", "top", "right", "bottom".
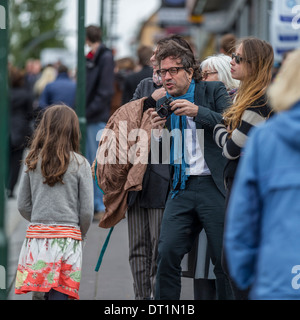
{"left": 156, "top": 97, "right": 174, "bottom": 118}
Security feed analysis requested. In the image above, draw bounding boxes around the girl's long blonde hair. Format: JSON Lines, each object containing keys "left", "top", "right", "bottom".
{"left": 223, "top": 37, "right": 274, "bottom": 134}
{"left": 25, "top": 105, "right": 81, "bottom": 187}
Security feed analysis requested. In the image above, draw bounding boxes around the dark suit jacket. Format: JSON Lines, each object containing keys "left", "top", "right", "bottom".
{"left": 157, "top": 80, "right": 231, "bottom": 196}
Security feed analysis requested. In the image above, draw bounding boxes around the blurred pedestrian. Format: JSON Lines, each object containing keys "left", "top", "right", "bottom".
{"left": 224, "top": 49, "right": 300, "bottom": 300}
{"left": 213, "top": 37, "right": 274, "bottom": 299}
{"left": 152, "top": 38, "right": 233, "bottom": 300}
{"left": 85, "top": 25, "right": 114, "bottom": 219}
{"left": 33, "top": 65, "right": 57, "bottom": 104}
{"left": 24, "top": 59, "right": 41, "bottom": 94}
{"left": 15, "top": 104, "right": 94, "bottom": 300}
{"left": 110, "top": 57, "right": 136, "bottom": 116}
{"left": 32, "top": 65, "right": 57, "bottom": 126}
{"left": 7, "top": 65, "right": 33, "bottom": 198}
{"left": 219, "top": 34, "right": 236, "bottom": 56}
{"left": 122, "top": 45, "right": 153, "bottom": 104}
{"left": 183, "top": 53, "right": 240, "bottom": 300}
{"left": 39, "top": 64, "right": 76, "bottom": 110}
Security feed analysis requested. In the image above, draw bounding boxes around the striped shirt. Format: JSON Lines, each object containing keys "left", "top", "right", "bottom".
{"left": 214, "top": 96, "right": 272, "bottom": 160}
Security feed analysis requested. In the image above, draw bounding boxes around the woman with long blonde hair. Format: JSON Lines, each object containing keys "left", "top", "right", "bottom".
{"left": 214, "top": 37, "right": 274, "bottom": 197}
{"left": 213, "top": 37, "right": 274, "bottom": 299}
{"left": 222, "top": 38, "right": 273, "bottom": 135}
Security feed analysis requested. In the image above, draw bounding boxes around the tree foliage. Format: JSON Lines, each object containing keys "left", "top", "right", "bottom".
{"left": 9, "top": 0, "right": 67, "bottom": 67}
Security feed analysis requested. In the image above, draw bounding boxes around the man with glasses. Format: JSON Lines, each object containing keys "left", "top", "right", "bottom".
{"left": 151, "top": 39, "right": 234, "bottom": 300}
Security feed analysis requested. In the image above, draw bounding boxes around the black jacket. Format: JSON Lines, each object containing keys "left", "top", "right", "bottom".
{"left": 86, "top": 44, "right": 115, "bottom": 124}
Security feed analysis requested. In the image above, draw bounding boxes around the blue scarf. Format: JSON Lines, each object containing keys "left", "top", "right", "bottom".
{"left": 167, "top": 80, "right": 195, "bottom": 198}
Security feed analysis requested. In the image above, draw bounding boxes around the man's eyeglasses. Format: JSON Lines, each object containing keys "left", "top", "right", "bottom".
{"left": 201, "top": 71, "right": 218, "bottom": 80}
{"left": 156, "top": 67, "right": 186, "bottom": 77}
{"left": 232, "top": 53, "right": 245, "bottom": 64}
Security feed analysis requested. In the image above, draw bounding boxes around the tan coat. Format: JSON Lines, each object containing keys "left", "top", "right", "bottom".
{"left": 92, "top": 98, "right": 152, "bottom": 228}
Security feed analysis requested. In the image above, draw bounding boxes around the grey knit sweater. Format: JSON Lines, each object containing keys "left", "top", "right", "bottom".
{"left": 17, "top": 152, "right": 94, "bottom": 237}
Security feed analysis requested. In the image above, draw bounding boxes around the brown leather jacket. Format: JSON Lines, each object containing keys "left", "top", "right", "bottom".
{"left": 92, "top": 98, "right": 152, "bottom": 228}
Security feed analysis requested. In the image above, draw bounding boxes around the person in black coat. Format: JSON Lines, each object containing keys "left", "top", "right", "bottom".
{"left": 122, "top": 45, "right": 153, "bottom": 105}
{"left": 7, "top": 65, "right": 33, "bottom": 198}
{"left": 85, "top": 25, "right": 115, "bottom": 216}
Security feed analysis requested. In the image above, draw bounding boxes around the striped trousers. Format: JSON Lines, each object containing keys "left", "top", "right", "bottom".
{"left": 127, "top": 196, "right": 164, "bottom": 300}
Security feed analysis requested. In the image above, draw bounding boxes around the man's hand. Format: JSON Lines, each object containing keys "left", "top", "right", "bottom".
{"left": 151, "top": 87, "right": 167, "bottom": 101}
{"left": 171, "top": 99, "right": 199, "bottom": 117}
{"left": 150, "top": 109, "right": 167, "bottom": 129}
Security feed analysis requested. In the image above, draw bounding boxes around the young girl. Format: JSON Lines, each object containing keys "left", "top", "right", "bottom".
{"left": 15, "top": 104, "right": 94, "bottom": 300}
{"left": 213, "top": 37, "right": 274, "bottom": 299}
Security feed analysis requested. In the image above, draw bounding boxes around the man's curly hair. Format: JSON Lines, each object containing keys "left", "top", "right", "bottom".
{"left": 155, "top": 39, "right": 201, "bottom": 81}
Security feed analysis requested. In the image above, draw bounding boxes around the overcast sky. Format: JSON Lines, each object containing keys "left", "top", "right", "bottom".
{"left": 64, "top": 0, "right": 160, "bottom": 58}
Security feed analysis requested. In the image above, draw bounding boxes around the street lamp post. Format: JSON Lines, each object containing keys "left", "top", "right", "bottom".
{"left": 0, "top": 0, "right": 9, "bottom": 300}
{"left": 76, "top": 0, "right": 86, "bottom": 155}
{"left": 100, "top": 0, "right": 107, "bottom": 42}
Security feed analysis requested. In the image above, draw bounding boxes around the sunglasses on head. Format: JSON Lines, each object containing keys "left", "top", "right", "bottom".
{"left": 232, "top": 53, "right": 244, "bottom": 64}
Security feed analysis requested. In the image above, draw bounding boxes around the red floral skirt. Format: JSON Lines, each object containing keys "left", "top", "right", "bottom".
{"left": 15, "top": 224, "right": 83, "bottom": 300}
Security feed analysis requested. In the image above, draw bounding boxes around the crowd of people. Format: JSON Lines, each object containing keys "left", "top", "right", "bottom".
{"left": 10, "top": 26, "right": 300, "bottom": 300}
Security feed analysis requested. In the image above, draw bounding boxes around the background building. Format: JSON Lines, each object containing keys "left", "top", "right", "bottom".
{"left": 136, "top": 0, "right": 300, "bottom": 63}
